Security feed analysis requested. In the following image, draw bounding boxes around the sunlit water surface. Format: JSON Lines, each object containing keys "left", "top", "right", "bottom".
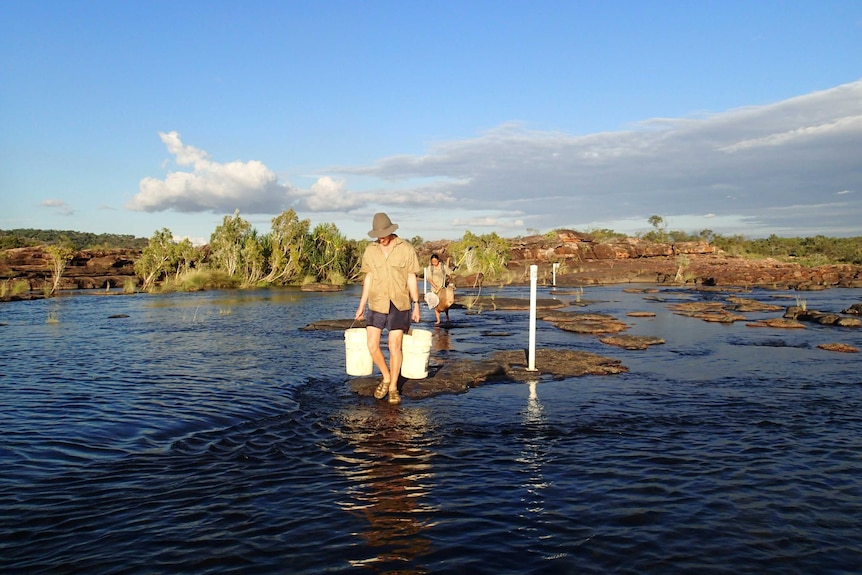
{"left": 2, "top": 286, "right": 861, "bottom": 574}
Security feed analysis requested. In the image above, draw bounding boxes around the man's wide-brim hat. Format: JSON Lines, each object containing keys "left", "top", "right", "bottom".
{"left": 368, "top": 212, "right": 399, "bottom": 238}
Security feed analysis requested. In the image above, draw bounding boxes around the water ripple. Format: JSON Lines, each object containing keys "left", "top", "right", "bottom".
{"left": 2, "top": 288, "right": 862, "bottom": 573}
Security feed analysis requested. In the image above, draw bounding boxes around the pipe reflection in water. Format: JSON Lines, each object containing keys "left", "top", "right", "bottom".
{"left": 518, "top": 381, "right": 550, "bottom": 539}
{"left": 332, "top": 404, "right": 437, "bottom": 573}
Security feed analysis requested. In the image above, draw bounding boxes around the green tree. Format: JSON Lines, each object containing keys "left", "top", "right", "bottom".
{"left": 135, "top": 228, "right": 175, "bottom": 291}
{"left": 209, "top": 210, "right": 251, "bottom": 278}
{"left": 645, "top": 215, "right": 668, "bottom": 243}
{"left": 264, "top": 209, "right": 310, "bottom": 285}
{"left": 45, "top": 244, "right": 75, "bottom": 295}
{"left": 587, "top": 228, "right": 627, "bottom": 242}
{"left": 171, "top": 238, "right": 199, "bottom": 280}
{"left": 698, "top": 229, "right": 715, "bottom": 243}
{"left": 306, "top": 222, "right": 349, "bottom": 283}
{"left": 240, "top": 230, "right": 266, "bottom": 287}
{"left": 449, "top": 231, "right": 510, "bottom": 278}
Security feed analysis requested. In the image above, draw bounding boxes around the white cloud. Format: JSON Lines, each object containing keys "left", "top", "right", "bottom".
{"left": 127, "top": 80, "right": 862, "bottom": 239}
{"left": 332, "top": 79, "right": 862, "bottom": 237}
{"left": 128, "top": 131, "right": 296, "bottom": 214}
{"left": 452, "top": 216, "right": 526, "bottom": 229}
{"left": 40, "top": 199, "right": 74, "bottom": 216}
{"left": 296, "top": 176, "right": 365, "bottom": 211}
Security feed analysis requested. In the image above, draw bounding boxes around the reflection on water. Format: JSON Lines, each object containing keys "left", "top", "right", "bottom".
{"left": 1, "top": 286, "right": 861, "bottom": 574}
{"left": 333, "top": 405, "right": 436, "bottom": 573}
{"left": 432, "top": 327, "right": 451, "bottom": 353}
{"left": 518, "top": 381, "right": 549, "bottom": 544}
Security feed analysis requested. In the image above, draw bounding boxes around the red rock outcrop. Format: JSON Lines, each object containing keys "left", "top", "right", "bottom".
{"left": 3, "top": 230, "right": 862, "bottom": 294}
{"left": 0, "top": 246, "right": 140, "bottom": 291}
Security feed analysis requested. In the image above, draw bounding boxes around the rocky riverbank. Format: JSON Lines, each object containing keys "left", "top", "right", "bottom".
{"left": 2, "top": 230, "right": 861, "bottom": 297}
{"left": 419, "top": 232, "right": 862, "bottom": 291}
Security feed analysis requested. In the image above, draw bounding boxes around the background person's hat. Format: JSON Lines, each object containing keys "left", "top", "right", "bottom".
{"left": 368, "top": 212, "right": 399, "bottom": 238}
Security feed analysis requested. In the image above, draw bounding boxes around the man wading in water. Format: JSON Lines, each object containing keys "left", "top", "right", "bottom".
{"left": 354, "top": 213, "right": 422, "bottom": 404}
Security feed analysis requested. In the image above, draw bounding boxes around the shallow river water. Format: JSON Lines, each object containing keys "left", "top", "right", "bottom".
{"left": 1, "top": 285, "right": 861, "bottom": 574}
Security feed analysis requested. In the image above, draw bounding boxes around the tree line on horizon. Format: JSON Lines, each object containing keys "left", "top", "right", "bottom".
{"left": 0, "top": 229, "right": 148, "bottom": 251}
{"left": 2, "top": 212, "right": 861, "bottom": 293}
{"left": 129, "top": 210, "right": 518, "bottom": 292}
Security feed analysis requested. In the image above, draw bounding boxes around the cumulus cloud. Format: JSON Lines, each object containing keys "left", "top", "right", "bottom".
{"left": 333, "top": 79, "right": 862, "bottom": 237}
{"left": 129, "top": 132, "right": 401, "bottom": 218}
{"left": 129, "top": 81, "right": 862, "bottom": 239}
{"left": 292, "top": 176, "right": 365, "bottom": 211}
{"left": 452, "top": 216, "right": 526, "bottom": 229}
{"left": 40, "top": 199, "right": 74, "bottom": 216}
{"left": 128, "top": 132, "right": 293, "bottom": 214}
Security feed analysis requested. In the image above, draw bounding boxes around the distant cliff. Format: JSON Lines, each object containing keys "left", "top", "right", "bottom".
{"left": 0, "top": 247, "right": 139, "bottom": 292}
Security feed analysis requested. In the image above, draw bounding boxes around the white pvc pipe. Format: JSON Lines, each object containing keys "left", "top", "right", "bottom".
{"left": 552, "top": 262, "right": 560, "bottom": 286}
{"left": 528, "top": 264, "right": 538, "bottom": 371}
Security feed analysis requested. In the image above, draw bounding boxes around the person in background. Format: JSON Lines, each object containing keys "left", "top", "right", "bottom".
{"left": 427, "top": 253, "right": 452, "bottom": 325}
{"left": 354, "top": 213, "right": 421, "bottom": 404}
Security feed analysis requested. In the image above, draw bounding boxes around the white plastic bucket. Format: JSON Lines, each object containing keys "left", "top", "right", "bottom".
{"left": 401, "top": 329, "right": 432, "bottom": 379}
{"left": 344, "top": 328, "right": 373, "bottom": 376}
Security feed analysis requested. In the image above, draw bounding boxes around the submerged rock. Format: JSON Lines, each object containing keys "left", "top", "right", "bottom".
{"left": 746, "top": 318, "right": 805, "bottom": 329}
{"left": 348, "top": 348, "right": 628, "bottom": 400}
{"left": 843, "top": 303, "right": 862, "bottom": 315}
{"left": 541, "top": 311, "right": 630, "bottom": 334}
{"left": 668, "top": 301, "right": 748, "bottom": 323}
{"left": 786, "top": 308, "right": 862, "bottom": 327}
{"left": 301, "top": 319, "right": 366, "bottom": 330}
{"left": 599, "top": 335, "right": 666, "bottom": 350}
{"left": 726, "top": 296, "right": 783, "bottom": 313}
{"left": 456, "top": 296, "right": 567, "bottom": 311}
{"left": 817, "top": 343, "right": 859, "bottom": 353}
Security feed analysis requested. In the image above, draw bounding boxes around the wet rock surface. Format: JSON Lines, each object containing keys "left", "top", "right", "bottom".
{"left": 599, "top": 335, "right": 666, "bottom": 350}
{"left": 348, "top": 348, "right": 629, "bottom": 400}
{"left": 666, "top": 301, "right": 749, "bottom": 323}
{"left": 316, "top": 287, "right": 860, "bottom": 400}
{"left": 302, "top": 318, "right": 366, "bottom": 330}
{"left": 538, "top": 311, "right": 630, "bottom": 334}
{"left": 746, "top": 318, "right": 806, "bottom": 329}
{"left": 454, "top": 295, "right": 566, "bottom": 311}
{"left": 817, "top": 343, "right": 859, "bottom": 353}
{"left": 784, "top": 306, "right": 862, "bottom": 327}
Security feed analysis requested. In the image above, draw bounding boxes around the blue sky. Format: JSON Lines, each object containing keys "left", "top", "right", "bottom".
{"left": 2, "top": 1, "right": 861, "bottom": 244}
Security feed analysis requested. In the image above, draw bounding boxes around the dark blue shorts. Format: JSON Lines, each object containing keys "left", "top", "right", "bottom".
{"left": 366, "top": 301, "right": 411, "bottom": 332}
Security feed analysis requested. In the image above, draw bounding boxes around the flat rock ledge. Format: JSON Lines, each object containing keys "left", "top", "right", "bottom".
{"left": 349, "top": 348, "right": 628, "bottom": 401}
{"left": 817, "top": 343, "right": 859, "bottom": 353}
{"left": 746, "top": 318, "right": 805, "bottom": 329}
{"left": 541, "top": 311, "right": 630, "bottom": 334}
{"left": 456, "top": 296, "right": 567, "bottom": 311}
{"left": 783, "top": 306, "right": 862, "bottom": 327}
{"left": 599, "top": 335, "right": 666, "bottom": 350}
{"left": 301, "top": 318, "right": 366, "bottom": 330}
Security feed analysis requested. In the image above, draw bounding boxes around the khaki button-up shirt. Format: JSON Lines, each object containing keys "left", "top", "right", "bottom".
{"left": 361, "top": 238, "right": 420, "bottom": 313}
